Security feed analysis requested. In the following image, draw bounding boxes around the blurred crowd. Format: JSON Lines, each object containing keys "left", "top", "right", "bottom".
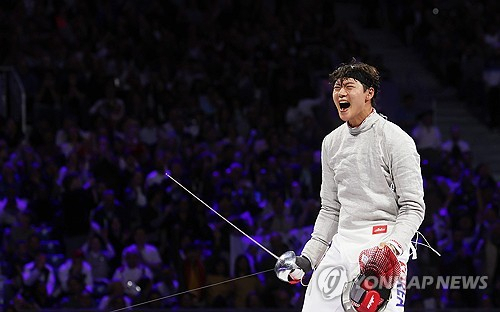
{"left": 0, "top": 0, "right": 499, "bottom": 311}
{"left": 364, "top": 0, "right": 500, "bottom": 130}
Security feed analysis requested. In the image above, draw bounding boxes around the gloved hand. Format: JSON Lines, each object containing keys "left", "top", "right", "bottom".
{"left": 341, "top": 244, "right": 402, "bottom": 312}
{"left": 359, "top": 244, "right": 401, "bottom": 289}
{"left": 275, "top": 251, "right": 312, "bottom": 284}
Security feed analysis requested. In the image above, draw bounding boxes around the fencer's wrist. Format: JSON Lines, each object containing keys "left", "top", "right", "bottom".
{"left": 385, "top": 240, "right": 403, "bottom": 256}
{"left": 386, "top": 244, "right": 397, "bottom": 255}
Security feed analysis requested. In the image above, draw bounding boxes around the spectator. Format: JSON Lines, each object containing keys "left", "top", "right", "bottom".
{"left": 179, "top": 241, "right": 206, "bottom": 304}
{"left": 106, "top": 215, "right": 131, "bottom": 270}
{"left": 81, "top": 233, "right": 116, "bottom": 282}
{"left": 34, "top": 72, "right": 61, "bottom": 123}
{"left": 441, "top": 125, "right": 472, "bottom": 163}
{"left": 259, "top": 194, "right": 293, "bottom": 235}
{"left": 121, "top": 226, "right": 162, "bottom": 272}
{"left": 0, "top": 162, "right": 22, "bottom": 196}
{"left": 137, "top": 288, "right": 165, "bottom": 309}
{"left": 412, "top": 109, "right": 442, "bottom": 168}
{"left": 295, "top": 198, "right": 319, "bottom": 228}
{"left": 6, "top": 292, "right": 41, "bottom": 311}
{"left": 205, "top": 257, "right": 231, "bottom": 307}
{"left": 285, "top": 180, "right": 306, "bottom": 220}
{"left": 60, "top": 172, "right": 95, "bottom": 256}
{"left": 55, "top": 116, "right": 88, "bottom": 158}
{"left": 90, "top": 188, "right": 128, "bottom": 235}
{"left": 2, "top": 210, "right": 35, "bottom": 256}
{"left": 0, "top": 139, "right": 8, "bottom": 163}
{"left": 144, "top": 148, "right": 171, "bottom": 191}
{"left": 141, "top": 184, "right": 171, "bottom": 245}
{"left": 90, "top": 135, "right": 122, "bottom": 190}
{"left": 154, "top": 266, "right": 180, "bottom": 308}
{"left": 111, "top": 248, "right": 154, "bottom": 298}
{"left": 4, "top": 239, "right": 31, "bottom": 284}
{"left": 0, "top": 118, "right": 24, "bottom": 149}
{"left": 61, "top": 73, "right": 88, "bottom": 126}
{"left": 412, "top": 109, "right": 442, "bottom": 151}
{"left": 21, "top": 251, "right": 56, "bottom": 300}
{"left": 130, "top": 276, "right": 154, "bottom": 306}
{"left": 58, "top": 276, "right": 95, "bottom": 309}
{"left": 122, "top": 169, "right": 148, "bottom": 229}
{"left": 26, "top": 233, "right": 42, "bottom": 261}
{"left": 232, "top": 254, "right": 262, "bottom": 308}
{"left": 89, "top": 82, "right": 125, "bottom": 129}
{"left": 57, "top": 249, "right": 93, "bottom": 295}
{"left": 139, "top": 116, "right": 160, "bottom": 149}
{"left": 0, "top": 186, "right": 29, "bottom": 228}
{"left": 392, "top": 93, "right": 420, "bottom": 134}
{"left": 97, "top": 279, "right": 132, "bottom": 311}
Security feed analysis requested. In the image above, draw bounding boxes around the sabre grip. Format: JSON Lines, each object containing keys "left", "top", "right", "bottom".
{"left": 275, "top": 251, "right": 312, "bottom": 284}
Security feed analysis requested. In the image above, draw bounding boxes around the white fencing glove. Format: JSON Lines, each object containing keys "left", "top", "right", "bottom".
{"left": 275, "top": 251, "right": 312, "bottom": 284}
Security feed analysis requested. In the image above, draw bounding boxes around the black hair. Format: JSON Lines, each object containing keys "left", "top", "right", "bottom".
{"left": 328, "top": 59, "right": 380, "bottom": 106}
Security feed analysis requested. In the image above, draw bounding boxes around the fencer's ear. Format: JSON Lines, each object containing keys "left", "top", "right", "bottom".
{"left": 366, "top": 87, "right": 374, "bottom": 101}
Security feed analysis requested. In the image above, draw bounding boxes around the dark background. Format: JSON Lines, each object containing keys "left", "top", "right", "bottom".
{"left": 0, "top": 0, "right": 499, "bottom": 310}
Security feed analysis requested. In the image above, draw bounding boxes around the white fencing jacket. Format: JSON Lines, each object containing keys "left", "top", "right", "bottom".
{"left": 302, "top": 110, "right": 425, "bottom": 268}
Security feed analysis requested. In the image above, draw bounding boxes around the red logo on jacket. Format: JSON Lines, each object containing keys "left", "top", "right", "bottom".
{"left": 372, "top": 225, "right": 387, "bottom": 234}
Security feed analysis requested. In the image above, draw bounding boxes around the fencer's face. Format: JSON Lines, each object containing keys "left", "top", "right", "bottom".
{"left": 332, "top": 78, "right": 374, "bottom": 127}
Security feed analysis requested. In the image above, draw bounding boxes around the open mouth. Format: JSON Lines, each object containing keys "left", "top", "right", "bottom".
{"left": 339, "top": 102, "right": 350, "bottom": 112}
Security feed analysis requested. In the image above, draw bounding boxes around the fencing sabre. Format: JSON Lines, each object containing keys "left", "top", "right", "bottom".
{"left": 165, "top": 172, "right": 279, "bottom": 260}
{"left": 109, "top": 173, "right": 280, "bottom": 311}
{"left": 109, "top": 268, "right": 274, "bottom": 312}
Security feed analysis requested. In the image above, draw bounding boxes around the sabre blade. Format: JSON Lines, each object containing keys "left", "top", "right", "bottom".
{"left": 165, "top": 172, "right": 279, "bottom": 260}
{"left": 110, "top": 268, "right": 274, "bottom": 312}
